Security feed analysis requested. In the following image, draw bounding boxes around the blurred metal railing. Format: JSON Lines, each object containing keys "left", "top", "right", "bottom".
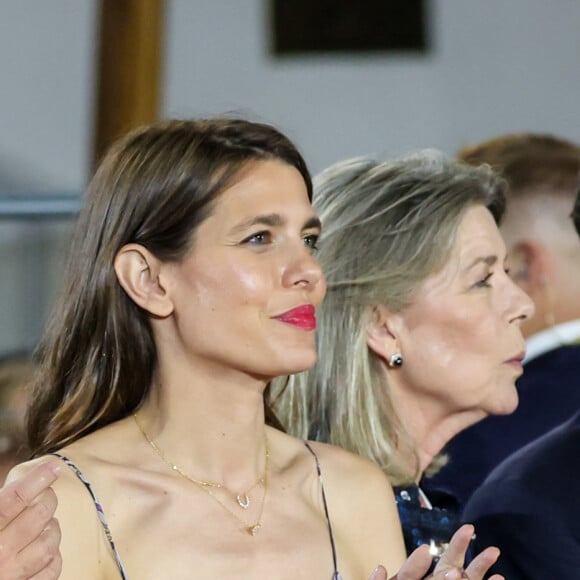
{"left": 0, "top": 194, "right": 81, "bottom": 220}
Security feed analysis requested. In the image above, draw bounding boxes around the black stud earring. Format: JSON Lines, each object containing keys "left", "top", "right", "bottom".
{"left": 388, "top": 353, "right": 403, "bottom": 368}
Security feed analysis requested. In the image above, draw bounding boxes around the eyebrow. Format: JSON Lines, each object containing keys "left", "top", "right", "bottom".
{"left": 464, "top": 255, "right": 499, "bottom": 273}
{"left": 229, "top": 213, "right": 322, "bottom": 234}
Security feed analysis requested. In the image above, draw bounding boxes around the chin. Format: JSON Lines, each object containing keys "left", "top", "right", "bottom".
{"left": 279, "top": 351, "right": 318, "bottom": 376}
{"left": 491, "top": 387, "right": 520, "bottom": 416}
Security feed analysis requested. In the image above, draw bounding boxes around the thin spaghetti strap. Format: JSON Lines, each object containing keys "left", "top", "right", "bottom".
{"left": 304, "top": 441, "right": 342, "bottom": 580}
{"left": 50, "top": 453, "right": 129, "bottom": 580}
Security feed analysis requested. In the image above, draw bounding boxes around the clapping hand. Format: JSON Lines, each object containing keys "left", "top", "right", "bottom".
{"left": 370, "top": 525, "right": 503, "bottom": 580}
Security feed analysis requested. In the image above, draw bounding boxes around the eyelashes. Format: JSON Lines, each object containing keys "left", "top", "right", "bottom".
{"left": 241, "top": 231, "right": 272, "bottom": 245}
{"left": 241, "top": 231, "right": 320, "bottom": 252}
{"left": 303, "top": 234, "right": 320, "bottom": 252}
{"left": 474, "top": 272, "right": 493, "bottom": 288}
{"left": 474, "top": 268, "right": 511, "bottom": 289}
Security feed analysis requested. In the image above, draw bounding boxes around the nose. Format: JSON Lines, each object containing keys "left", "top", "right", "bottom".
{"left": 507, "top": 278, "right": 536, "bottom": 324}
{"left": 282, "top": 243, "right": 325, "bottom": 291}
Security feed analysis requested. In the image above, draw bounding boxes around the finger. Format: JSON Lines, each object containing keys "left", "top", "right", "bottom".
{"left": 463, "top": 546, "right": 500, "bottom": 580}
{"left": 369, "top": 565, "right": 388, "bottom": 580}
{"left": 1, "top": 487, "right": 58, "bottom": 555}
{"left": 433, "top": 524, "right": 474, "bottom": 571}
{"left": 391, "top": 544, "right": 433, "bottom": 580}
{"left": 0, "top": 463, "right": 60, "bottom": 529}
{"left": 27, "top": 552, "right": 62, "bottom": 580}
{"left": 14, "top": 518, "right": 61, "bottom": 579}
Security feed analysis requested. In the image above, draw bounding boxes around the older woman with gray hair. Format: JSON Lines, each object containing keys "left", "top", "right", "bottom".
{"left": 271, "top": 152, "right": 534, "bottom": 562}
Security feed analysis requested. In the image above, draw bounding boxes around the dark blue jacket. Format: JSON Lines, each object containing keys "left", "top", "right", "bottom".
{"left": 462, "top": 411, "right": 580, "bottom": 578}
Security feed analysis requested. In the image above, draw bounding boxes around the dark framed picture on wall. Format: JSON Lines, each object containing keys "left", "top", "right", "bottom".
{"left": 271, "top": 0, "right": 428, "bottom": 55}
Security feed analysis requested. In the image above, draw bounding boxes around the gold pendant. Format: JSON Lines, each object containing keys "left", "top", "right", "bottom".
{"left": 248, "top": 523, "right": 261, "bottom": 536}
{"left": 237, "top": 493, "right": 250, "bottom": 509}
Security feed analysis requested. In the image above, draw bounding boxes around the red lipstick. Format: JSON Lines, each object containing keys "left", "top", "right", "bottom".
{"left": 274, "top": 304, "right": 316, "bottom": 330}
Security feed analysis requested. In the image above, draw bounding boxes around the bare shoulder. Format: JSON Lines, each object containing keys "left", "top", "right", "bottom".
{"left": 304, "top": 439, "right": 393, "bottom": 495}
{"left": 266, "top": 430, "right": 406, "bottom": 573}
{"left": 302, "top": 440, "right": 407, "bottom": 575}
{"left": 267, "top": 430, "right": 393, "bottom": 500}
{"left": 7, "top": 455, "right": 93, "bottom": 532}
{"left": 7, "top": 455, "right": 85, "bottom": 502}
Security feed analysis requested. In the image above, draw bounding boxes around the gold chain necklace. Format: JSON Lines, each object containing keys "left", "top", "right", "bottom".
{"left": 133, "top": 413, "right": 269, "bottom": 536}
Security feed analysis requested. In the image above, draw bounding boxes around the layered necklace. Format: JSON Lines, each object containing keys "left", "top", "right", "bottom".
{"left": 133, "top": 413, "right": 269, "bottom": 536}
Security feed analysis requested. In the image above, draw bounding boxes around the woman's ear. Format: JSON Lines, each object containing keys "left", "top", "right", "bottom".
{"left": 366, "top": 304, "right": 401, "bottom": 361}
{"left": 114, "top": 244, "right": 174, "bottom": 317}
{"left": 509, "top": 240, "right": 552, "bottom": 297}
{"left": 509, "top": 240, "right": 549, "bottom": 286}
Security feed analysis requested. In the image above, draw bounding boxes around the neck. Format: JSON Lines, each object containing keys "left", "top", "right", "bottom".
{"left": 136, "top": 354, "right": 270, "bottom": 490}
{"left": 394, "top": 393, "right": 486, "bottom": 482}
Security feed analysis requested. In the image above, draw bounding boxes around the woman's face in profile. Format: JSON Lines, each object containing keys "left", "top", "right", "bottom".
{"left": 392, "top": 205, "right": 535, "bottom": 417}
{"left": 163, "top": 159, "right": 326, "bottom": 380}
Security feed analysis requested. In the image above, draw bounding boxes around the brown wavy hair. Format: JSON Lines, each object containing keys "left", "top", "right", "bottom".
{"left": 28, "top": 118, "right": 311, "bottom": 456}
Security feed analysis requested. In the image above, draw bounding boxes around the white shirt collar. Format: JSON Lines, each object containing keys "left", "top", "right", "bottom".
{"left": 524, "top": 319, "right": 580, "bottom": 364}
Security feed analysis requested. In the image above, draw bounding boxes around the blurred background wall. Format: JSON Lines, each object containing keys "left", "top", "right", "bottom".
{"left": 1, "top": 0, "right": 579, "bottom": 353}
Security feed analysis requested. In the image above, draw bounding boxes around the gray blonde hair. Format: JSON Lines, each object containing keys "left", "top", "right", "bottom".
{"left": 270, "top": 151, "right": 506, "bottom": 485}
